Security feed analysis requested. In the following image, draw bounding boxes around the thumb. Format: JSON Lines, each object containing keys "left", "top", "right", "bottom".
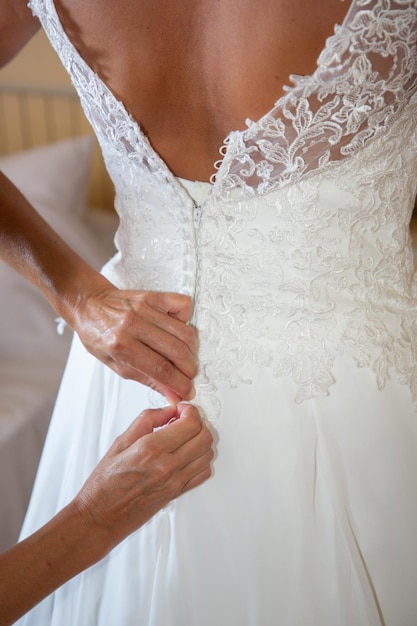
{"left": 151, "top": 292, "right": 193, "bottom": 323}
{"left": 154, "top": 403, "right": 203, "bottom": 452}
{"left": 114, "top": 406, "right": 178, "bottom": 451}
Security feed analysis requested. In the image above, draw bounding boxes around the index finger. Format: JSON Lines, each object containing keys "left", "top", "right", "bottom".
{"left": 111, "top": 406, "right": 178, "bottom": 452}
{"left": 152, "top": 404, "right": 206, "bottom": 452}
{"left": 147, "top": 292, "right": 194, "bottom": 324}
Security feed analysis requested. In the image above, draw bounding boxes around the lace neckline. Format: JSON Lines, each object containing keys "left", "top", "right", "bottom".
{"left": 42, "top": 0, "right": 354, "bottom": 188}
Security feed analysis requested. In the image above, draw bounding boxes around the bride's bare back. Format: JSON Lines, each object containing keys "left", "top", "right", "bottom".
{"left": 5, "top": 0, "right": 349, "bottom": 180}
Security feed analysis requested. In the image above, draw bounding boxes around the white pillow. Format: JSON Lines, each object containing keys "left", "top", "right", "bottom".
{"left": 0, "top": 136, "right": 116, "bottom": 357}
{"left": 0, "top": 135, "right": 94, "bottom": 215}
{"left": 0, "top": 136, "right": 113, "bottom": 267}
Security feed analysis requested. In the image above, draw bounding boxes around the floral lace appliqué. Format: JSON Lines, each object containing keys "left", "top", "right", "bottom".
{"left": 28, "top": 0, "right": 417, "bottom": 415}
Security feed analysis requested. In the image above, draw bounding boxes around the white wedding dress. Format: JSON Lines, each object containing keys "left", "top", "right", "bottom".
{"left": 19, "top": 1, "right": 417, "bottom": 624}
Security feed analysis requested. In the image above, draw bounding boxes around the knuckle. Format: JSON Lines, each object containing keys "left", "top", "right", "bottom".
{"left": 141, "top": 449, "right": 173, "bottom": 486}
{"left": 104, "top": 329, "right": 125, "bottom": 354}
{"left": 110, "top": 432, "right": 125, "bottom": 453}
{"left": 136, "top": 410, "right": 154, "bottom": 429}
{"left": 139, "top": 437, "right": 159, "bottom": 461}
{"left": 110, "top": 362, "right": 131, "bottom": 381}
{"left": 181, "top": 407, "right": 201, "bottom": 433}
{"left": 167, "top": 474, "right": 184, "bottom": 497}
{"left": 180, "top": 294, "right": 192, "bottom": 305}
{"left": 147, "top": 379, "right": 159, "bottom": 392}
{"left": 201, "top": 466, "right": 213, "bottom": 481}
{"left": 181, "top": 379, "right": 195, "bottom": 399}
{"left": 155, "top": 459, "right": 176, "bottom": 486}
{"left": 182, "top": 324, "right": 195, "bottom": 344}
{"left": 122, "top": 309, "right": 140, "bottom": 329}
{"left": 204, "top": 433, "right": 214, "bottom": 458}
{"left": 172, "top": 339, "right": 191, "bottom": 362}
{"left": 153, "top": 358, "right": 175, "bottom": 383}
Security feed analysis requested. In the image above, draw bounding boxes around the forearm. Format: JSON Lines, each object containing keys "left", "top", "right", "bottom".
{"left": 0, "top": 501, "right": 110, "bottom": 626}
{"left": 0, "top": 407, "right": 213, "bottom": 625}
{"left": 0, "top": 172, "right": 112, "bottom": 327}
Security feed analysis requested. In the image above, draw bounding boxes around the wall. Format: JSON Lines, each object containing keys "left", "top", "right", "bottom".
{"left": 0, "top": 30, "right": 114, "bottom": 211}
{"left": 0, "top": 29, "right": 72, "bottom": 89}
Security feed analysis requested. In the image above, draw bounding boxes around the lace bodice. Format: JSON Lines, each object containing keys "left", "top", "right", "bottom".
{"left": 29, "top": 0, "right": 417, "bottom": 410}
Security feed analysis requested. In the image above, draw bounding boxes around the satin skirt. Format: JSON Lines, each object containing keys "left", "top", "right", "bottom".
{"left": 17, "top": 333, "right": 417, "bottom": 626}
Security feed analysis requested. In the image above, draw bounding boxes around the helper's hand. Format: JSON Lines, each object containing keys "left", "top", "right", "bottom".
{"left": 72, "top": 286, "right": 197, "bottom": 403}
{"left": 0, "top": 173, "right": 196, "bottom": 402}
{"left": 74, "top": 404, "right": 214, "bottom": 551}
{"left": 0, "top": 405, "right": 213, "bottom": 625}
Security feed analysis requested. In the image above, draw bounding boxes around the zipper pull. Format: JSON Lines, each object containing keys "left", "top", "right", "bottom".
{"left": 194, "top": 204, "right": 202, "bottom": 228}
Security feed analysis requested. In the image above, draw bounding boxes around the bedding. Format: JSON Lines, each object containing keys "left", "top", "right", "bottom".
{"left": 0, "top": 136, "right": 117, "bottom": 550}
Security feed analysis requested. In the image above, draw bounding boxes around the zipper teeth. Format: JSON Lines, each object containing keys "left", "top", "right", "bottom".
{"left": 191, "top": 200, "right": 201, "bottom": 324}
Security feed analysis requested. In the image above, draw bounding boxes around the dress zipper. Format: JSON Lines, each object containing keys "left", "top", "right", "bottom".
{"left": 193, "top": 203, "right": 202, "bottom": 229}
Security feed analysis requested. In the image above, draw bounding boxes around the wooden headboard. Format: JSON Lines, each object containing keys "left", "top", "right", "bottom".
{"left": 0, "top": 83, "right": 114, "bottom": 211}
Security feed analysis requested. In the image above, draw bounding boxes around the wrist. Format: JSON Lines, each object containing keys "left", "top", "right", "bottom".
{"left": 52, "top": 264, "right": 114, "bottom": 331}
{"left": 63, "top": 497, "right": 114, "bottom": 565}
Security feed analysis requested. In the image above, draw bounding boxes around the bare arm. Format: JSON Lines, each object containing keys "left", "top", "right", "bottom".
{"left": 0, "top": 404, "right": 214, "bottom": 626}
{"left": 0, "top": 0, "right": 40, "bottom": 69}
{"left": 0, "top": 2, "right": 197, "bottom": 402}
